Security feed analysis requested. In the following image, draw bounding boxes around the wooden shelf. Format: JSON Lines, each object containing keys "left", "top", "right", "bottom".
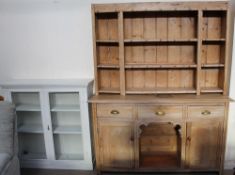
{"left": 53, "top": 125, "right": 82, "bottom": 134}
{"left": 96, "top": 40, "right": 119, "bottom": 43}
{"left": 126, "top": 87, "right": 196, "bottom": 94}
{"left": 99, "top": 88, "right": 120, "bottom": 94}
{"left": 201, "top": 87, "right": 223, "bottom": 93}
{"left": 93, "top": 3, "right": 229, "bottom": 95}
{"left": 18, "top": 124, "right": 43, "bottom": 134}
{"left": 140, "top": 154, "right": 178, "bottom": 168}
{"left": 125, "top": 64, "right": 197, "bottom": 69}
{"left": 16, "top": 104, "right": 41, "bottom": 112}
{"left": 202, "top": 39, "right": 225, "bottom": 42}
{"left": 201, "top": 64, "right": 224, "bottom": 68}
{"left": 51, "top": 105, "right": 80, "bottom": 112}
{"left": 97, "top": 64, "right": 120, "bottom": 69}
{"left": 124, "top": 39, "right": 198, "bottom": 43}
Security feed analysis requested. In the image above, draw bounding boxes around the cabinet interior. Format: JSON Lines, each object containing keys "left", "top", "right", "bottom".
{"left": 12, "top": 91, "right": 84, "bottom": 162}
{"left": 124, "top": 11, "right": 197, "bottom": 40}
{"left": 19, "top": 133, "right": 46, "bottom": 160}
{"left": 12, "top": 92, "right": 41, "bottom": 108}
{"left": 126, "top": 69, "right": 196, "bottom": 94}
{"left": 49, "top": 92, "right": 80, "bottom": 110}
{"left": 139, "top": 123, "right": 181, "bottom": 168}
{"left": 17, "top": 111, "right": 43, "bottom": 132}
{"left": 54, "top": 134, "right": 84, "bottom": 160}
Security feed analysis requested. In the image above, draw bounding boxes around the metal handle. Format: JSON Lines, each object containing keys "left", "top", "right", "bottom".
{"left": 48, "top": 125, "right": 50, "bottom": 131}
{"left": 201, "top": 110, "right": 211, "bottom": 115}
{"left": 155, "top": 111, "right": 165, "bottom": 116}
{"left": 110, "top": 110, "right": 120, "bottom": 115}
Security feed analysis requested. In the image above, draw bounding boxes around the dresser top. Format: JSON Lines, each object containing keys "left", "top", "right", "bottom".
{"left": 92, "top": 1, "right": 229, "bottom": 12}
{"left": 89, "top": 94, "right": 231, "bottom": 104}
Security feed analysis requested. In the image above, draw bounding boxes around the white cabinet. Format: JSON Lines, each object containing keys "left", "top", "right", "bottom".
{"left": 0, "top": 79, "right": 93, "bottom": 170}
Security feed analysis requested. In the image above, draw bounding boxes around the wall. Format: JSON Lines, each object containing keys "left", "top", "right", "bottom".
{"left": 0, "top": 0, "right": 234, "bottom": 169}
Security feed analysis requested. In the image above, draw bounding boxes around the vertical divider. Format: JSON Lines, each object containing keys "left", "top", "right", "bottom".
{"left": 196, "top": 10, "right": 203, "bottom": 95}
{"left": 91, "top": 6, "right": 99, "bottom": 95}
{"left": 223, "top": 9, "right": 230, "bottom": 95}
{"left": 40, "top": 90, "right": 56, "bottom": 160}
{"left": 118, "top": 11, "right": 126, "bottom": 95}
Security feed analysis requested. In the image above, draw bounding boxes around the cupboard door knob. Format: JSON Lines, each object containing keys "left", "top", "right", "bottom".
{"left": 110, "top": 110, "right": 119, "bottom": 115}
{"left": 155, "top": 111, "right": 165, "bottom": 116}
{"left": 201, "top": 110, "right": 211, "bottom": 115}
{"left": 130, "top": 136, "right": 134, "bottom": 142}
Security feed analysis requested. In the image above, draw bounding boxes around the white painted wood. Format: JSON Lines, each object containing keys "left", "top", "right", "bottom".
{"left": 21, "top": 153, "right": 47, "bottom": 160}
{"left": 57, "top": 153, "right": 83, "bottom": 160}
{"left": 15, "top": 104, "right": 41, "bottom": 111}
{"left": 53, "top": 125, "right": 82, "bottom": 134}
{"left": 50, "top": 105, "right": 80, "bottom": 112}
{"left": 0, "top": 79, "right": 94, "bottom": 170}
{"left": 18, "top": 133, "right": 47, "bottom": 160}
{"left": 54, "top": 134, "right": 84, "bottom": 160}
{"left": 18, "top": 124, "right": 43, "bottom": 134}
{"left": 40, "top": 90, "right": 56, "bottom": 160}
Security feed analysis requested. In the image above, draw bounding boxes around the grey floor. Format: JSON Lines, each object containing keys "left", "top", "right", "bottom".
{"left": 21, "top": 169, "right": 233, "bottom": 175}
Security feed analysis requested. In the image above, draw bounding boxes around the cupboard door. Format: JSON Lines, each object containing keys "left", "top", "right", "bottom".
{"left": 98, "top": 119, "right": 135, "bottom": 169}
{"left": 186, "top": 120, "right": 223, "bottom": 169}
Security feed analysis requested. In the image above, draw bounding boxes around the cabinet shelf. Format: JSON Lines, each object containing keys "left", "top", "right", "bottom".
{"left": 97, "top": 64, "right": 120, "bottom": 69}
{"left": 125, "top": 64, "right": 197, "bottom": 69}
{"left": 140, "top": 154, "right": 178, "bottom": 168}
{"left": 201, "top": 87, "right": 223, "bottom": 93}
{"left": 56, "top": 153, "right": 84, "bottom": 160}
{"left": 124, "top": 39, "right": 198, "bottom": 43}
{"left": 51, "top": 105, "right": 80, "bottom": 112}
{"left": 126, "top": 87, "right": 196, "bottom": 94}
{"left": 202, "top": 39, "right": 225, "bottom": 42}
{"left": 99, "top": 88, "right": 120, "bottom": 94}
{"left": 96, "top": 40, "right": 119, "bottom": 43}
{"left": 16, "top": 104, "right": 41, "bottom": 112}
{"left": 53, "top": 125, "right": 82, "bottom": 134}
{"left": 201, "top": 64, "right": 224, "bottom": 68}
{"left": 18, "top": 124, "right": 43, "bottom": 134}
{"left": 21, "top": 153, "right": 47, "bottom": 160}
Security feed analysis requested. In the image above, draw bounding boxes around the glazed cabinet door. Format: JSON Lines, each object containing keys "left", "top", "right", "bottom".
{"left": 186, "top": 120, "right": 223, "bottom": 169}
{"left": 97, "top": 119, "right": 135, "bottom": 169}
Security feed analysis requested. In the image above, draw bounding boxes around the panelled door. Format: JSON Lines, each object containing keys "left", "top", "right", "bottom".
{"left": 97, "top": 119, "right": 135, "bottom": 169}
{"left": 186, "top": 119, "right": 223, "bottom": 169}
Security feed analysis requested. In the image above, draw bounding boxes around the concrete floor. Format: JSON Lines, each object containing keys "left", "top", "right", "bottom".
{"left": 21, "top": 169, "right": 234, "bottom": 175}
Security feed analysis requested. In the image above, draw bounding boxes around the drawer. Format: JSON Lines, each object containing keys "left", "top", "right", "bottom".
{"left": 188, "top": 105, "right": 225, "bottom": 119}
{"left": 138, "top": 105, "right": 183, "bottom": 119}
{"left": 97, "top": 104, "right": 133, "bottom": 118}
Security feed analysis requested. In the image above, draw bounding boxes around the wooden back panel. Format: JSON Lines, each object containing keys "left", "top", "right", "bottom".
{"left": 92, "top": 2, "right": 230, "bottom": 95}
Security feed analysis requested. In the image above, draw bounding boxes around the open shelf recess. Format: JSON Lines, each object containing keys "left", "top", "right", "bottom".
{"left": 93, "top": 4, "right": 229, "bottom": 95}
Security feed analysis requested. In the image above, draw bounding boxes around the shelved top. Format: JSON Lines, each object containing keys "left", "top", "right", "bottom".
{"left": 92, "top": 1, "right": 231, "bottom": 96}
{"left": 92, "top": 1, "right": 229, "bottom": 12}
{"left": 0, "top": 79, "right": 93, "bottom": 89}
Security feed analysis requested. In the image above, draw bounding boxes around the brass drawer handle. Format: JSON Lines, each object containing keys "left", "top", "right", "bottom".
{"left": 110, "top": 110, "right": 119, "bottom": 115}
{"left": 155, "top": 111, "right": 165, "bottom": 116}
{"left": 201, "top": 110, "right": 211, "bottom": 115}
